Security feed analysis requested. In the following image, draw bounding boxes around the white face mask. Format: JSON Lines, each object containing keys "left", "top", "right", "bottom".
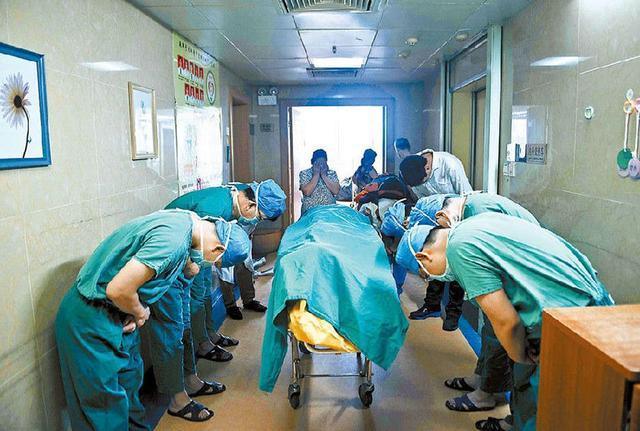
{"left": 411, "top": 206, "right": 438, "bottom": 227}
{"left": 407, "top": 228, "right": 455, "bottom": 282}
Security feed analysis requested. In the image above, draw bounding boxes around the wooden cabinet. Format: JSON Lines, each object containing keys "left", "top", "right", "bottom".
{"left": 538, "top": 305, "right": 640, "bottom": 431}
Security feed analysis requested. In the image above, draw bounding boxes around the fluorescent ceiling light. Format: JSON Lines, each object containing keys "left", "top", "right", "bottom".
{"left": 81, "top": 61, "right": 138, "bottom": 72}
{"left": 311, "top": 57, "right": 365, "bottom": 68}
{"left": 530, "top": 56, "right": 587, "bottom": 67}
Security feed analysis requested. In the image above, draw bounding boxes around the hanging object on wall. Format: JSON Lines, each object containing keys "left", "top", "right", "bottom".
{"left": 628, "top": 98, "right": 640, "bottom": 179}
{"left": 617, "top": 99, "right": 634, "bottom": 177}
{"left": 257, "top": 86, "right": 278, "bottom": 106}
{"left": 0, "top": 42, "right": 51, "bottom": 170}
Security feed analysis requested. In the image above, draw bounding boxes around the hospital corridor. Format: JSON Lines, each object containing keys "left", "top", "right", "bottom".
{"left": 0, "top": 1, "right": 639, "bottom": 431}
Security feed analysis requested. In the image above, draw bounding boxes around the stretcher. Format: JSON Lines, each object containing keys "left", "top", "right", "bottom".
{"left": 286, "top": 300, "right": 374, "bottom": 408}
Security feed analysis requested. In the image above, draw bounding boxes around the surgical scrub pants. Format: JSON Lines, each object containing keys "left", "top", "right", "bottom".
{"left": 474, "top": 315, "right": 512, "bottom": 394}
{"left": 55, "top": 288, "right": 149, "bottom": 431}
{"left": 220, "top": 264, "right": 255, "bottom": 308}
{"left": 424, "top": 280, "right": 465, "bottom": 318}
{"left": 146, "top": 274, "right": 196, "bottom": 395}
{"left": 190, "top": 266, "right": 222, "bottom": 346}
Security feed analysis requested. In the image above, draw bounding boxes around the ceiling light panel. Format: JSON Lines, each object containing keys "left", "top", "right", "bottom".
{"left": 311, "top": 57, "right": 365, "bottom": 68}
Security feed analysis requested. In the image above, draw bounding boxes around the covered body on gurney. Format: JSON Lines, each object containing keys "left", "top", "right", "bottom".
{"left": 259, "top": 205, "right": 409, "bottom": 392}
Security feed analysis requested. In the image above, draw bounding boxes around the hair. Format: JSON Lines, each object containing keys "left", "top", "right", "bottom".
{"left": 399, "top": 155, "right": 428, "bottom": 186}
{"left": 394, "top": 137, "right": 410, "bottom": 151}
{"left": 241, "top": 187, "right": 256, "bottom": 202}
{"left": 360, "top": 148, "right": 377, "bottom": 168}
{"left": 311, "top": 149, "right": 328, "bottom": 164}
{"left": 423, "top": 226, "right": 445, "bottom": 249}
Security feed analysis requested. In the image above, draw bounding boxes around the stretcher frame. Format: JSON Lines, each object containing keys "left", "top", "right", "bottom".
{"left": 287, "top": 331, "right": 375, "bottom": 409}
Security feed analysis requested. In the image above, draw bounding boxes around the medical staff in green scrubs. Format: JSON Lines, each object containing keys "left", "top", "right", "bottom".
{"left": 397, "top": 214, "right": 613, "bottom": 431}
{"left": 410, "top": 193, "right": 539, "bottom": 423}
{"left": 153, "top": 180, "right": 285, "bottom": 421}
{"left": 55, "top": 210, "right": 250, "bottom": 429}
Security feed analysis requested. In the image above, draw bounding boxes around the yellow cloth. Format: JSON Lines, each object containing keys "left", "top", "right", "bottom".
{"left": 288, "top": 300, "right": 358, "bottom": 352}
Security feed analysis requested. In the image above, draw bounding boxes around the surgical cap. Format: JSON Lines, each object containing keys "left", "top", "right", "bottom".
{"left": 396, "top": 224, "right": 437, "bottom": 275}
{"left": 251, "top": 179, "right": 286, "bottom": 219}
{"left": 409, "top": 194, "right": 459, "bottom": 227}
{"left": 380, "top": 200, "right": 407, "bottom": 238}
{"left": 212, "top": 219, "right": 251, "bottom": 268}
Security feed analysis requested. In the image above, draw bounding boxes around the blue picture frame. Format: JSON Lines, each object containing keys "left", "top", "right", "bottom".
{"left": 0, "top": 42, "right": 51, "bottom": 170}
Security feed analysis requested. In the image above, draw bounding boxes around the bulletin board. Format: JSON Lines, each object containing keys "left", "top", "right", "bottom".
{"left": 173, "top": 33, "right": 223, "bottom": 193}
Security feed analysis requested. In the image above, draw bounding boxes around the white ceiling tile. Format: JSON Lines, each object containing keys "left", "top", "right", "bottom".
{"left": 128, "top": 0, "right": 190, "bottom": 6}
{"left": 299, "top": 29, "right": 377, "bottom": 47}
{"left": 369, "top": 46, "right": 402, "bottom": 58}
{"left": 237, "top": 44, "right": 307, "bottom": 59}
{"left": 305, "top": 45, "right": 371, "bottom": 58}
{"left": 190, "top": 0, "right": 271, "bottom": 6}
{"left": 373, "top": 29, "right": 449, "bottom": 47}
{"left": 379, "top": 3, "right": 479, "bottom": 31}
{"left": 195, "top": 6, "right": 296, "bottom": 29}
{"left": 220, "top": 28, "right": 302, "bottom": 48}
{"left": 253, "top": 58, "right": 311, "bottom": 69}
{"left": 143, "top": 6, "right": 213, "bottom": 30}
{"left": 293, "top": 11, "right": 382, "bottom": 29}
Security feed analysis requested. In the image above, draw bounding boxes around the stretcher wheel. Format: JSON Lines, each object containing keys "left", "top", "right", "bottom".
{"left": 358, "top": 383, "right": 374, "bottom": 408}
{"left": 288, "top": 384, "right": 301, "bottom": 409}
{"left": 298, "top": 342, "right": 310, "bottom": 354}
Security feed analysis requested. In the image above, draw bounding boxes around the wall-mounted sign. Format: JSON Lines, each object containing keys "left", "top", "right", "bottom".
{"left": 526, "top": 143, "right": 547, "bottom": 164}
{"left": 258, "top": 95, "right": 277, "bottom": 106}
{"left": 173, "top": 33, "right": 219, "bottom": 108}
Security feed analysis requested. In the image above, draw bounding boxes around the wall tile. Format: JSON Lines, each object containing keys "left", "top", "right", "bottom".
{"left": 0, "top": 362, "right": 47, "bottom": 430}
{"left": 0, "top": 170, "right": 22, "bottom": 219}
{"left": 25, "top": 201, "right": 101, "bottom": 354}
{"left": 578, "top": 0, "right": 640, "bottom": 73}
{"left": 7, "top": 0, "right": 93, "bottom": 76}
{"left": 100, "top": 188, "right": 150, "bottom": 237}
{"left": 0, "top": 0, "right": 7, "bottom": 41}
{"left": 0, "top": 217, "right": 37, "bottom": 379}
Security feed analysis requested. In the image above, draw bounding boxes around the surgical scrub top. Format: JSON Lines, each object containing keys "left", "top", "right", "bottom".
{"left": 447, "top": 213, "right": 608, "bottom": 339}
{"left": 74, "top": 210, "right": 192, "bottom": 304}
{"left": 165, "top": 186, "right": 235, "bottom": 220}
{"left": 411, "top": 150, "right": 472, "bottom": 198}
{"left": 463, "top": 193, "right": 539, "bottom": 225}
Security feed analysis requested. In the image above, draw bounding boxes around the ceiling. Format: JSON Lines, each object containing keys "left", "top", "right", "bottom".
{"left": 128, "top": 0, "right": 532, "bottom": 84}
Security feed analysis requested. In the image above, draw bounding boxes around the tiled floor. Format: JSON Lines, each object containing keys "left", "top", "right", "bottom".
{"left": 154, "top": 254, "right": 509, "bottom": 430}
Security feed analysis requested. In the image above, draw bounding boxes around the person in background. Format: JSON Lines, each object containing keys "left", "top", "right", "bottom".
{"left": 299, "top": 149, "right": 341, "bottom": 215}
{"left": 397, "top": 216, "right": 613, "bottom": 431}
{"left": 394, "top": 137, "right": 412, "bottom": 160}
{"left": 55, "top": 212, "right": 250, "bottom": 429}
{"left": 352, "top": 148, "right": 379, "bottom": 191}
{"left": 399, "top": 151, "right": 472, "bottom": 327}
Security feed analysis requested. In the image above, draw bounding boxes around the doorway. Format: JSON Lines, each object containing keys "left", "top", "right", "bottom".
{"left": 287, "top": 105, "right": 385, "bottom": 222}
{"left": 450, "top": 80, "right": 486, "bottom": 190}
{"left": 229, "top": 90, "right": 252, "bottom": 183}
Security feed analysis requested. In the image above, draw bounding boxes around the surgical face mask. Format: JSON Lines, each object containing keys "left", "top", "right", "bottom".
{"left": 190, "top": 221, "right": 229, "bottom": 268}
{"left": 407, "top": 228, "right": 454, "bottom": 281}
{"left": 411, "top": 207, "right": 438, "bottom": 227}
{"left": 407, "top": 229, "right": 432, "bottom": 279}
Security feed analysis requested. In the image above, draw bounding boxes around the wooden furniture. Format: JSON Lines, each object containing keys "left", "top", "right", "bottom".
{"left": 538, "top": 305, "right": 640, "bottom": 431}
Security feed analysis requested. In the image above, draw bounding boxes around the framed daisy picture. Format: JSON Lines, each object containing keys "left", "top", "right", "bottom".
{"left": 0, "top": 42, "right": 51, "bottom": 170}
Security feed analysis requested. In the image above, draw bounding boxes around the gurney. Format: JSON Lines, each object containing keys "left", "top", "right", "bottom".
{"left": 287, "top": 300, "right": 373, "bottom": 408}
{"left": 259, "top": 205, "right": 408, "bottom": 407}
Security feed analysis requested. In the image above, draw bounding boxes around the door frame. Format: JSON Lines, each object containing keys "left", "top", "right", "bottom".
{"left": 278, "top": 97, "right": 395, "bottom": 227}
{"left": 228, "top": 88, "right": 252, "bottom": 182}
{"left": 442, "top": 25, "right": 502, "bottom": 193}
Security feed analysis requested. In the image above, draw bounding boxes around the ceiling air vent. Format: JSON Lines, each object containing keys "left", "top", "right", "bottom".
{"left": 307, "top": 68, "right": 360, "bottom": 78}
{"left": 277, "top": 0, "right": 386, "bottom": 13}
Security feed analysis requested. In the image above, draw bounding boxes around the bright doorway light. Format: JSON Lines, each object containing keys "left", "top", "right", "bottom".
{"left": 290, "top": 105, "right": 384, "bottom": 221}
{"left": 310, "top": 57, "right": 365, "bottom": 68}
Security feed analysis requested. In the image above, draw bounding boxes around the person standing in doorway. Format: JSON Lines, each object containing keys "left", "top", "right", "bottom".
{"left": 352, "top": 148, "right": 379, "bottom": 191}
{"left": 299, "top": 149, "right": 341, "bottom": 215}
{"left": 394, "top": 137, "right": 412, "bottom": 160}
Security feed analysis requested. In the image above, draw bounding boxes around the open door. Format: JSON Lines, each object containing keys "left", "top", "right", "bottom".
{"left": 229, "top": 90, "right": 252, "bottom": 183}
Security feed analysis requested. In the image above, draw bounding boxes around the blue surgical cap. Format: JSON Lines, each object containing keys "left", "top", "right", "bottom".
{"left": 396, "top": 224, "right": 437, "bottom": 275}
{"left": 380, "top": 200, "right": 407, "bottom": 238}
{"left": 251, "top": 179, "right": 286, "bottom": 219}
{"left": 409, "top": 194, "right": 459, "bottom": 227}
{"left": 213, "top": 219, "right": 251, "bottom": 268}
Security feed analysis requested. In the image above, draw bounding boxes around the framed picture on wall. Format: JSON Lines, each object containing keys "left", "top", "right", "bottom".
{"left": 128, "top": 82, "right": 158, "bottom": 160}
{"left": 0, "top": 42, "right": 51, "bottom": 170}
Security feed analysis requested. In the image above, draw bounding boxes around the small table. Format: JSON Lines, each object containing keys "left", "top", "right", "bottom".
{"left": 538, "top": 305, "right": 640, "bottom": 431}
